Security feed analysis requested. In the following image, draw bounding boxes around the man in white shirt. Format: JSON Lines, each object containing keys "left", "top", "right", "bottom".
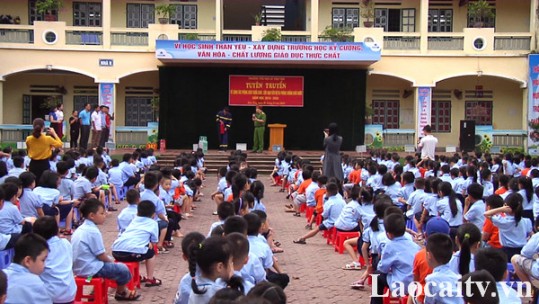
{"left": 90, "top": 105, "right": 102, "bottom": 148}
{"left": 418, "top": 125, "right": 438, "bottom": 160}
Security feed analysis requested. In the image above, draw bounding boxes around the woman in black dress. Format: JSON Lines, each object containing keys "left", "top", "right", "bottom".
{"left": 69, "top": 110, "right": 80, "bottom": 148}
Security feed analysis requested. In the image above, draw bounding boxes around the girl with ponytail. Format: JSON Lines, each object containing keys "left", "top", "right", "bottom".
{"left": 188, "top": 236, "right": 243, "bottom": 303}
{"left": 485, "top": 193, "right": 533, "bottom": 261}
{"left": 26, "top": 118, "right": 63, "bottom": 183}
{"left": 436, "top": 181, "right": 463, "bottom": 229}
{"left": 517, "top": 176, "right": 534, "bottom": 222}
{"left": 448, "top": 223, "right": 481, "bottom": 275}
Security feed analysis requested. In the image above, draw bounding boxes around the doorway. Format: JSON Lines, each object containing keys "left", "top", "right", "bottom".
{"left": 23, "top": 95, "right": 63, "bottom": 123}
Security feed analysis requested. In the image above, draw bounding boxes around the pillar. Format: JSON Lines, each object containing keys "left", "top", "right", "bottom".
{"left": 98, "top": 82, "right": 116, "bottom": 143}
{"left": 0, "top": 80, "right": 3, "bottom": 125}
{"left": 531, "top": 0, "right": 538, "bottom": 51}
{"left": 419, "top": 0, "right": 429, "bottom": 54}
{"left": 215, "top": 0, "right": 223, "bottom": 41}
{"left": 414, "top": 86, "right": 432, "bottom": 144}
{"left": 523, "top": 87, "right": 529, "bottom": 152}
{"left": 102, "top": 0, "right": 111, "bottom": 48}
{"left": 310, "top": 0, "right": 319, "bottom": 42}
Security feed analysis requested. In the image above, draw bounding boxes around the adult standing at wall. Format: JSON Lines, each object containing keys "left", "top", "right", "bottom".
{"left": 418, "top": 125, "right": 438, "bottom": 160}
{"left": 78, "top": 103, "right": 91, "bottom": 149}
{"left": 49, "top": 103, "right": 64, "bottom": 140}
{"left": 26, "top": 118, "right": 63, "bottom": 183}
{"left": 90, "top": 105, "right": 102, "bottom": 148}
{"left": 252, "top": 106, "right": 266, "bottom": 153}
{"left": 215, "top": 106, "right": 232, "bottom": 151}
{"left": 99, "top": 105, "right": 113, "bottom": 148}
{"left": 323, "top": 122, "right": 344, "bottom": 181}
{"left": 69, "top": 110, "right": 80, "bottom": 148}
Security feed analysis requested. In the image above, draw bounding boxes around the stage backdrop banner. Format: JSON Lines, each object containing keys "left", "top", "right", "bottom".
{"left": 156, "top": 40, "right": 381, "bottom": 62}
{"left": 229, "top": 75, "right": 304, "bottom": 107}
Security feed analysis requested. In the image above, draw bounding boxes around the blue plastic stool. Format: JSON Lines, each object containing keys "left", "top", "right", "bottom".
{"left": 0, "top": 248, "right": 14, "bottom": 270}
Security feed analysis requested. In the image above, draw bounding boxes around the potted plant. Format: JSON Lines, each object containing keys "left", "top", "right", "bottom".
{"left": 36, "top": 0, "right": 62, "bottom": 21}
{"left": 360, "top": 0, "right": 375, "bottom": 28}
{"left": 468, "top": 0, "right": 495, "bottom": 28}
{"left": 253, "top": 13, "right": 262, "bottom": 26}
{"left": 155, "top": 4, "right": 176, "bottom": 24}
{"left": 261, "top": 28, "right": 281, "bottom": 41}
{"left": 322, "top": 26, "right": 353, "bottom": 42}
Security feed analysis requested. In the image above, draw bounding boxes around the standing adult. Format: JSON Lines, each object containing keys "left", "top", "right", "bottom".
{"left": 215, "top": 107, "right": 232, "bottom": 151}
{"left": 78, "top": 103, "right": 92, "bottom": 149}
{"left": 323, "top": 122, "right": 344, "bottom": 181}
{"left": 418, "top": 125, "right": 438, "bottom": 160}
{"left": 251, "top": 106, "right": 266, "bottom": 153}
{"left": 90, "top": 105, "right": 102, "bottom": 148}
{"left": 26, "top": 118, "right": 63, "bottom": 183}
{"left": 69, "top": 110, "right": 80, "bottom": 148}
{"left": 99, "top": 105, "right": 114, "bottom": 148}
{"left": 49, "top": 103, "right": 64, "bottom": 140}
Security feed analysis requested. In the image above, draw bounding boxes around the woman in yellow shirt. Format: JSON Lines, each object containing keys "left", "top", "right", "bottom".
{"left": 26, "top": 118, "right": 63, "bottom": 183}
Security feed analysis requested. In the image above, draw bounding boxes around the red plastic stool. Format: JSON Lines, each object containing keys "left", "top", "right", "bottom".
{"left": 305, "top": 206, "right": 315, "bottom": 221}
{"left": 106, "top": 261, "right": 141, "bottom": 290}
{"left": 299, "top": 204, "right": 307, "bottom": 213}
{"left": 75, "top": 276, "right": 108, "bottom": 304}
{"left": 325, "top": 227, "right": 336, "bottom": 245}
{"left": 315, "top": 213, "right": 323, "bottom": 226}
{"left": 334, "top": 231, "right": 360, "bottom": 254}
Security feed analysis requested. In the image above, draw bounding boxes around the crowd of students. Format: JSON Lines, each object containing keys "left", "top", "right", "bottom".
{"left": 0, "top": 146, "right": 291, "bottom": 304}
{"left": 270, "top": 148, "right": 539, "bottom": 303}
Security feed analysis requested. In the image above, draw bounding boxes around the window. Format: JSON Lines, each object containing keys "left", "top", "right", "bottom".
{"left": 332, "top": 8, "right": 359, "bottom": 29}
{"left": 73, "top": 96, "right": 98, "bottom": 113}
{"left": 73, "top": 2, "right": 102, "bottom": 26}
{"left": 468, "top": 9, "right": 496, "bottom": 28}
{"left": 372, "top": 100, "right": 400, "bottom": 129}
{"left": 465, "top": 100, "right": 492, "bottom": 125}
{"left": 28, "top": 0, "right": 58, "bottom": 24}
{"left": 127, "top": 4, "right": 155, "bottom": 28}
{"left": 431, "top": 90, "right": 452, "bottom": 133}
{"left": 170, "top": 5, "right": 197, "bottom": 29}
{"left": 428, "top": 9, "right": 452, "bottom": 32}
{"left": 374, "top": 8, "right": 415, "bottom": 32}
{"left": 125, "top": 97, "right": 155, "bottom": 126}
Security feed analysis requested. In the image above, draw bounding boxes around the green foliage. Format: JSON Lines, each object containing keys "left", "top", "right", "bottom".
{"left": 40, "top": 96, "right": 61, "bottom": 110}
{"left": 183, "top": 33, "right": 199, "bottom": 40}
{"left": 36, "top": 0, "right": 62, "bottom": 14}
{"left": 253, "top": 13, "right": 262, "bottom": 25}
{"left": 261, "top": 28, "right": 281, "bottom": 42}
{"left": 360, "top": 0, "right": 375, "bottom": 21}
{"left": 500, "top": 147, "right": 525, "bottom": 155}
{"left": 155, "top": 4, "right": 176, "bottom": 18}
{"left": 385, "top": 146, "right": 405, "bottom": 152}
{"left": 322, "top": 26, "right": 353, "bottom": 42}
{"left": 468, "top": 0, "right": 495, "bottom": 26}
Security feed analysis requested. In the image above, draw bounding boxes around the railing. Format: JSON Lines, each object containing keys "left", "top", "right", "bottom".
{"left": 281, "top": 31, "right": 311, "bottom": 42}
{"left": 383, "top": 129, "right": 415, "bottom": 146}
{"left": 428, "top": 36, "right": 464, "bottom": 50}
{"left": 0, "top": 125, "right": 33, "bottom": 143}
{"left": 178, "top": 33, "right": 216, "bottom": 41}
{"left": 0, "top": 25, "right": 34, "bottom": 44}
{"left": 494, "top": 34, "right": 531, "bottom": 50}
{"left": 383, "top": 34, "right": 420, "bottom": 50}
{"left": 318, "top": 36, "right": 354, "bottom": 42}
{"left": 492, "top": 130, "right": 526, "bottom": 147}
{"left": 222, "top": 35, "right": 252, "bottom": 42}
{"left": 115, "top": 126, "right": 149, "bottom": 145}
{"left": 111, "top": 28, "right": 149, "bottom": 46}
{"left": 66, "top": 29, "right": 103, "bottom": 45}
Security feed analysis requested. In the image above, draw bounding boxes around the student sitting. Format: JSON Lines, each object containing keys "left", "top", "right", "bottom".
{"left": 286, "top": 169, "right": 312, "bottom": 216}
{"left": 370, "top": 213, "right": 420, "bottom": 304}
{"left": 249, "top": 181, "right": 266, "bottom": 212}
{"left": 119, "top": 153, "right": 140, "bottom": 188}
{"left": 448, "top": 223, "right": 481, "bottom": 276}
{"left": 108, "top": 159, "right": 123, "bottom": 195}
{"left": 208, "top": 202, "right": 235, "bottom": 237}
{"left": 33, "top": 216, "right": 76, "bottom": 303}
{"left": 482, "top": 195, "right": 503, "bottom": 250}
{"left": 112, "top": 201, "right": 161, "bottom": 287}
{"left": 56, "top": 161, "right": 77, "bottom": 234}
{"left": 227, "top": 232, "right": 254, "bottom": 293}
{"left": 173, "top": 232, "right": 206, "bottom": 304}
{"left": 436, "top": 181, "right": 463, "bottom": 234}
{"left": 476, "top": 248, "right": 521, "bottom": 304}
{"left": 306, "top": 175, "right": 327, "bottom": 230}
{"left": 71, "top": 199, "right": 140, "bottom": 301}
{"left": 7, "top": 156, "right": 25, "bottom": 178}
{"left": 463, "top": 183, "right": 486, "bottom": 230}
{"left": 0, "top": 183, "right": 33, "bottom": 236}
{"left": 460, "top": 270, "right": 499, "bottom": 304}
{"left": 72, "top": 166, "right": 99, "bottom": 202}
{"left": 117, "top": 189, "right": 140, "bottom": 233}
{"left": 18, "top": 172, "right": 44, "bottom": 219}
{"left": 33, "top": 170, "right": 62, "bottom": 223}
{"left": 293, "top": 182, "right": 345, "bottom": 244}
{"left": 4, "top": 234, "right": 51, "bottom": 303}
{"left": 140, "top": 171, "right": 170, "bottom": 254}
{"left": 334, "top": 186, "right": 362, "bottom": 232}
{"left": 423, "top": 233, "right": 462, "bottom": 304}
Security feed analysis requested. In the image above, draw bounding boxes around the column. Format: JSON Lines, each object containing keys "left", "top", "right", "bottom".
{"left": 523, "top": 87, "right": 529, "bottom": 152}
{"left": 530, "top": 0, "right": 538, "bottom": 51}
{"left": 310, "top": 0, "right": 319, "bottom": 42}
{"left": 0, "top": 81, "right": 3, "bottom": 125}
{"left": 98, "top": 83, "right": 116, "bottom": 143}
{"left": 414, "top": 86, "right": 432, "bottom": 144}
{"left": 102, "top": 0, "right": 111, "bottom": 48}
{"left": 419, "top": 0, "right": 429, "bottom": 53}
{"left": 215, "top": 0, "right": 223, "bottom": 41}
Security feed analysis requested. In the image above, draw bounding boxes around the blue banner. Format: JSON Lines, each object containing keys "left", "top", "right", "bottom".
{"left": 529, "top": 54, "right": 539, "bottom": 153}
{"left": 417, "top": 87, "right": 432, "bottom": 136}
{"left": 156, "top": 40, "right": 381, "bottom": 62}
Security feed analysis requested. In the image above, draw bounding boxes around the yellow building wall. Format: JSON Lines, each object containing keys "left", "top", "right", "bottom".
{"left": 197, "top": 1, "right": 215, "bottom": 31}
{"left": 115, "top": 71, "right": 159, "bottom": 126}
{"left": 1, "top": 0, "right": 31, "bottom": 25}
{"left": 496, "top": 0, "right": 530, "bottom": 32}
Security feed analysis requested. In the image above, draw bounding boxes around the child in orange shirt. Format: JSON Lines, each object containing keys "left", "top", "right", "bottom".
{"left": 285, "top": 170, "right": 312, "bottom": 216}
{"left": 411, "top": 217, "right": 450, "bottom": 304}
{"left": 482, "top": 195, "right": 503, "bottom": 249}
{"left": 494, "top": 175, "right": 509, "bottom": 196}
{"left": 343, "top": 160, "right": 362, "bottom": 197}
{"left": 307, "top": 175, "right": 328, "bottom": 230}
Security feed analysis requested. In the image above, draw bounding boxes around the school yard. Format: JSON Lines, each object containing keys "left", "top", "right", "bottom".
{"left": 98, "top": 170, "right": 371, "bottom": 303}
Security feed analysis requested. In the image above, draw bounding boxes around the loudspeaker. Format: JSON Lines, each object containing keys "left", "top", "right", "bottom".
{"left": 459, "top": 120, "right": 476, "bottom": 152}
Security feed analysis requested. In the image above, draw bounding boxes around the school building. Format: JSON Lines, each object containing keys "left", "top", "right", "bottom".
{"left": 0, "top": 0, "right": 535, "bottom": 151}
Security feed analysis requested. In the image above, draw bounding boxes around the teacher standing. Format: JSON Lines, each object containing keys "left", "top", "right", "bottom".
{"left": 252, "top": 106, "right": 266, "bottom": 153}
{"left": 26, "top": 118, "right": 63, "bottom": 183}
{"left": 323, "top": 122, "right": 344, "bottom": 181}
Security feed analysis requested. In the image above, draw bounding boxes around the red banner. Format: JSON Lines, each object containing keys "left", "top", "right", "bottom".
{"left": 229, "top": 75, "right": 304, "bottom": 107}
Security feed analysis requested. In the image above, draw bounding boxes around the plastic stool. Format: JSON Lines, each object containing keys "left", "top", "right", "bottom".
{"left": 315, "top": 213, "right": 322, "bottom": 226}
{"left": 325, "top": 227, "right": 336, "bottom": 245}
{"left": 334, "top": 231, "right": 359, "bottom": 254}
{"left": 106, "top": 261, "right": 141, "bottom": 290}
{"left": 305, "top": 206, "right": 315, "bottom": 221}
{"left": 299, "top": 204, "right": 307, "bottom": 213}
{"left": 75, "top": 276, "right": 108, "bottom": 304}
{"left": 0, "top": 248, "right": 13, "bottom": 270}
{"left": 382, "top": 287, "right": 402, "bottom": 304}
